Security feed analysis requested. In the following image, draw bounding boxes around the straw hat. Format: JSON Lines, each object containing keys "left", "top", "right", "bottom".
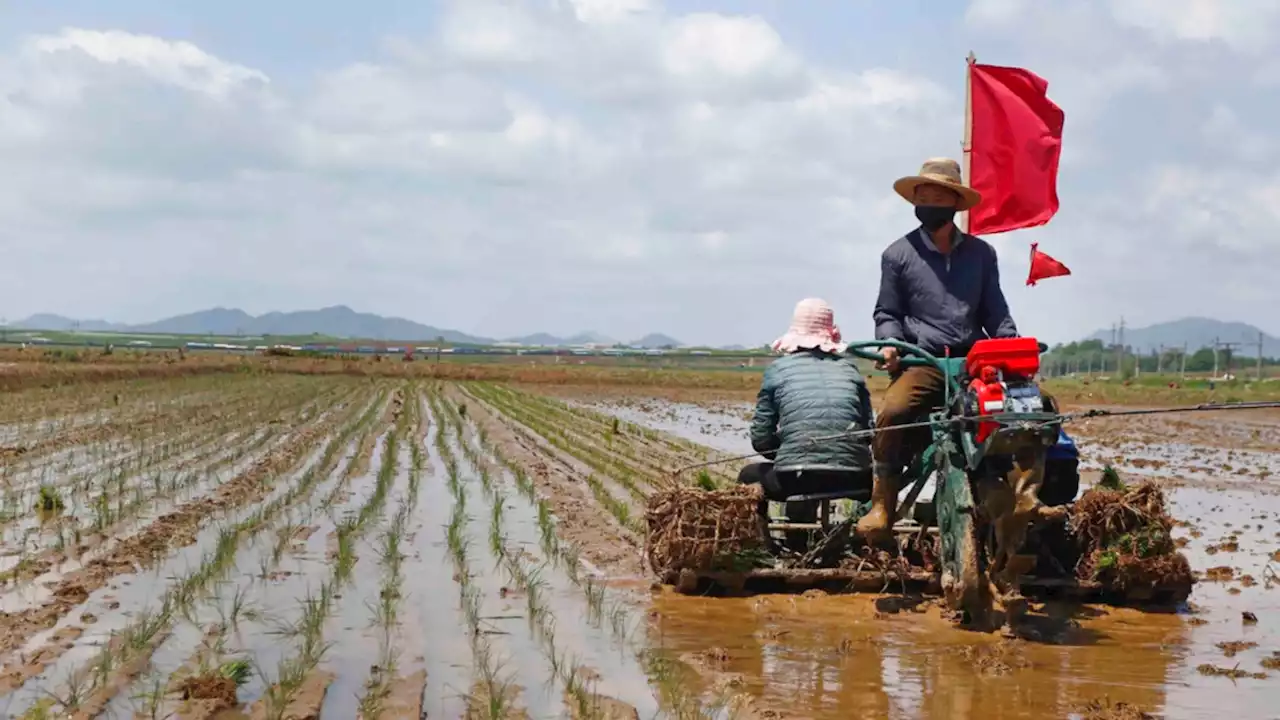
{"left": 893, "top": 157, "right": 982, "bottom": 211}
{"left": 772, "top": 298, "right": 846, "bottom": 355}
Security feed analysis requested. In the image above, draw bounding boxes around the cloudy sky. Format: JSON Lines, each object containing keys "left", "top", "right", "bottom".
{"left": 1, "top": 0, "right": 1276, "bottom": 346}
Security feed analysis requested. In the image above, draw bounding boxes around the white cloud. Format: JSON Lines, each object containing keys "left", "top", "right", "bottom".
{"left": 1202, "top": 105, "right": 1275, "bottom": 160}
{"left": 964, "top": 0, "right": 1030, "bottom": 27}
{"left": 0, "top": 1, "right": 1276, "bottom": 345}
{"left": 1109, "top": 0, "right": 1280, "bottom": 53}
{"left": 26, "top": 28, "right": 268, "bottom": 98}
{"left": 566, "top": 0, "right": 655, "bottom": 25}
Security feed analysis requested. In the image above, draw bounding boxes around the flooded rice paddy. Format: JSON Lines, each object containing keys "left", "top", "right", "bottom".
{"left": 575, "top": 394, "right": 1280, "bottom": 719}
{"left": 0, "top": 373, "right": 1276, "bottom": 718}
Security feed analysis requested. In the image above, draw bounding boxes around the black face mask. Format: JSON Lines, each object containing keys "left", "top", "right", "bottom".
{"left": 915, "top": 205, "right": 956, "bottom": 232}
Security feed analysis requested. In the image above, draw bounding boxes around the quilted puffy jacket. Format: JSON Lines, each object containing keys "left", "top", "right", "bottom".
{"left": 749, "top": 350, "right": 873, "bottom": 473}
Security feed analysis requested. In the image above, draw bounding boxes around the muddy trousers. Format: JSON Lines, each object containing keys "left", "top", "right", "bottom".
{"left": 872, "top": 366, "right": 948, "bottom": 475}
{"left": 867, "top": 366, "right": 1061, "bottom": 540}
{"left": 737, "top": 463, "right": 871, "bottom": 553}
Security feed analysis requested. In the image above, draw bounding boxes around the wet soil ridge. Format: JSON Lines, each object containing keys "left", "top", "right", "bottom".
{"left": 1071, "top": 479, "right": 1195, "bottom": 599}
{"left": 242, "top": 386, "right": 408, "bottom": 719}
{"left": 5, "top": 371, "right": 1270, "bottom": 719}
{"left": 0, "top": 382, "right": 354, "bottom": 591}
{"left": 151, "top": 385, "right": 394, "bottom": 720}
{"left": 0, "top": 399, "right": 346, "bottom": 658}
{"left": 351, "top": 389, "right": 426, "bottom": 720}
{"left": 0, "top": 376, "right": 296, "bottom": 508}
{"left": 0, "top": 382, "right": 387, "bottom": 716}
{"left": 452, "top": 385, "right": 761, "bottom": 717}
{"left": 463, "top": 382, "right": 743, "bottom": 545}
{"left": 445, "top": 390, "right": 660, "bottom": 717}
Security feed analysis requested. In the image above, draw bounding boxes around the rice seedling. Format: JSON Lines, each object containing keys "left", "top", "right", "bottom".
{"left": 128, "top": 675, "right": 169, "bottom": 720}
{"left": 35, "top": 484, "right": 63, "bottom": 512}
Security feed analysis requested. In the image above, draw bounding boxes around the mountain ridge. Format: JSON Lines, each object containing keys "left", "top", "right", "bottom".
{"left": 1083, "top": 317, "right": 1278, "bottom": 357}
{"left": 11, "top": 309, "right": 1271, "bottom": 354}
{"left": 7, "top": 307, "right": 685, "bottom": 347}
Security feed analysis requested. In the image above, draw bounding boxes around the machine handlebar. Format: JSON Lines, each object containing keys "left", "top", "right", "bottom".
{"left": 845, "top": 339, "right": 1050, "bottom": 370}
{"left": 845, "top": 339, "right": 946, "bottom": 370}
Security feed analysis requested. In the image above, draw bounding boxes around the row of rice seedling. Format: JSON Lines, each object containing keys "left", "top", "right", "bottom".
{"left": 0, "top": 376, "right": 288, "bottom": 473}
{"left": 0, "top": 382, "right": 359, "bottom": 590}
{"left": 2, "top": 373, "right": 761, "bottom": 719}
{"left": 471, "top": 384, "right": 734, "bottom": 498}
{"left": 440, "top": 393, "right": 649, "bottom": 718}
{"left": 469, "top": 385, "right": 651, "bottom": 499}
{"left": 454, "top": 385, "right": 756, "bottom": 717}
{"left": 355, "top": 389, "right": 427, "bottom": 719}
{"left": 426, "top": 388, "right": 530, "bottom": 717}
{"left": 303, "top": 388, "right": 424, "bottom": 718}
{"left": 112, "top": 384, "right": 404, "bottom": 719}
{"left": 0, "top": 376, "right": 333, "bottom": 506}
{"left": 0, "top": 381, "right": 383, "bottom": 715}
{"left": 143, "top": 384, "right": 400, "bottom": 718}
{"left": 486, "top": 384, "right": 736, "bottom": 483}
{"left": 464, "top": 385, "right": 645, "bottom": 535}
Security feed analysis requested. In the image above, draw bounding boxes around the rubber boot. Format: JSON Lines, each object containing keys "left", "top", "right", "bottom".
{"left": 856, "top": 468, "right": 899, "bottom": 541}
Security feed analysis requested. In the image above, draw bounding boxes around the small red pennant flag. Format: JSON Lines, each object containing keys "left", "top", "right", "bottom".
{"left": 1027, "top": 242, "right": 1071, "bottom": 286}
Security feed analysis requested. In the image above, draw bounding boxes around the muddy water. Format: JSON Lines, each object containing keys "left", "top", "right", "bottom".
{"left": 0, "top": 434, "right": 337, "bottom": 716}
{"left": 475, "top": 450, "right": 660, "bottom": 716}
{"left": 319, "top": 440, "right": 415, "bottom": 718}
{"left": 589, "top": 398, "right": 1280, "bottom": 719}
{"left": 407, "top": 413, "right": 473, "bottom": 719}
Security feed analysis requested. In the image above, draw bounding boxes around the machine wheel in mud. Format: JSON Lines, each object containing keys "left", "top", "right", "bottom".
{"left": 934, "top": 459, "right": 994, "bottom": 625}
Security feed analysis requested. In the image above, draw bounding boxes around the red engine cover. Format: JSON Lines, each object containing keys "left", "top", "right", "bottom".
{"left": 965, "top": 337, "right": 1041, "bottom": 380}
{"left": 968, "top": 376, "right": 1006, "bottom": 443}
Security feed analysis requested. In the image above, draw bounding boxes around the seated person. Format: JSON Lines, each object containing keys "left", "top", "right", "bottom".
{"left": 738, "top": 298, "right": 874, "bottom": 553}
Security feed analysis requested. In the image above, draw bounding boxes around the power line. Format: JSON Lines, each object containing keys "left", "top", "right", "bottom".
{"left": 1214, "top": 337, "right": 1241, "bottom": 379}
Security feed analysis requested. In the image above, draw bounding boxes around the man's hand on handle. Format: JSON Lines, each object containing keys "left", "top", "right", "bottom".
{"left": 878, "top": 346, "right": 900, "bottom": 374}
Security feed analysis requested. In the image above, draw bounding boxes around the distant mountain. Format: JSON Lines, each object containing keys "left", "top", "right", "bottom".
{"left": 12, "top": 314, "right": 125, "bottom": 332}
{"left": 10, "top": 308, "right": 698, "bottom": 348}
{"left": 630, "top": 333, "right": 682, "bottom": 349}
{"left": 505, "top": 333, "right": 565, "bottom": 346}
{"left": 505, "top": 331, "right": 618, "bottom": 347}
{"left": 1084, "top": 317, "right": 1279, "bottom": 357}
{"left": 13, "top": 306, "right": 493, "bottom": 344}
{"left": 132, "top": 308, "right": 256, "bottom": 336}
{"left": 564, "top": 331, "right": 617, "bottom": 346}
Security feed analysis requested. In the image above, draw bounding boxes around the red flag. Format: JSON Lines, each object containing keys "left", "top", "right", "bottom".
{"left": 967, "top": 62, "right": 1064, "bottom": 235}
{"left": 1026, "top": 243, "right": 1070, "bottom": 286}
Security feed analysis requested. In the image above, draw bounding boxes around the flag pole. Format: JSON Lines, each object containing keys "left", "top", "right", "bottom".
{"left": 960, "top": 51, "right": 975, "bottom": 233}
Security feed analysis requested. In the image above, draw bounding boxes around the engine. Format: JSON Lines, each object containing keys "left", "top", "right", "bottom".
{"left": 962, "top": 337, "right": 1045, "bottom": 443}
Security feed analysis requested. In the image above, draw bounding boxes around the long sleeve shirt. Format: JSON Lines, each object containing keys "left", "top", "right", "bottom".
{"left": 873, "top": 227, "right": 1018, "bottom": 357}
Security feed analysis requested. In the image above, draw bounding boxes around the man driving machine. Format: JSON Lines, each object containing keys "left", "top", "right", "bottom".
{"left": 859, "top": 157, "right": 1019, "bottom": 541}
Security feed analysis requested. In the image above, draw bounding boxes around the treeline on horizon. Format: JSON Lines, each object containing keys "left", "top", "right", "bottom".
{"left": 1046, "top": 339, "right": 1277, "bottom": 375}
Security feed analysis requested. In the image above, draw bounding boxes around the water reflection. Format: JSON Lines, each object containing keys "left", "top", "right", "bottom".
{"left": 648, "top": 591, "right": 1183, "bottom": 719}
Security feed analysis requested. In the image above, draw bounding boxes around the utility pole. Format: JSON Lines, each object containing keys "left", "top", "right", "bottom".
{"left": 1116, "top": 317, "right": 1126, "bottom": 378}
{"left": 1156, "top": 344, "right": 1164, "bottom": 375}
{"left": 1215, "top": 339, "right": 1241, "bottom": 379}
{"left": 1180, "top": 342, "right": 1187, "bottom": 379}
{"left": 1258, "top": 331, "right": 1266, "bottom": 381}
